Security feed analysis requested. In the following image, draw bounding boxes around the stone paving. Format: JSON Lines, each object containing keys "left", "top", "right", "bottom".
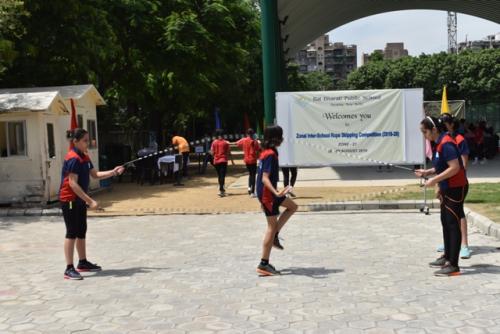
{"left": 1, "top": 211, "right": 500, "bottom": 333}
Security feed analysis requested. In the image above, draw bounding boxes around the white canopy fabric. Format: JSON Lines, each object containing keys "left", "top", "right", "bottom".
{"left": 278, "top": 0, "right": 500, "bottom": 55}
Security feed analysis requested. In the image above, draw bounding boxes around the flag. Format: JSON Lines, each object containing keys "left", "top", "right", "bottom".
{"left": 441, "top": 85, "right": 450, "bottom": 114}
{"left": 256, "top": 117, "right": 262, "bottom": 138}
{"left": 69, "top": 98, "right": 78, "bottom": 149}
{"left": 243, "top": 113, "right": 250, "bottom": 132}
{"left": 214, "top": 107, "right": 222, "bottom": 130}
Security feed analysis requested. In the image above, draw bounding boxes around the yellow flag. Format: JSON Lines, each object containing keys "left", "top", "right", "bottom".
{"left": 441, "top": 85, "right": 450, "bottom": 114}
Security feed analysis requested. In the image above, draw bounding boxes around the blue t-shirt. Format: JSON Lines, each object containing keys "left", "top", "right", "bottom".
{"left": 59, "top": 148, "right": 94, "bottom": 202}
{"left": 451, "top": 132, "right": 470, "bottom": 156}
{"left": 256, "top": 148, "right": 279, "bottom": 202}
{"left": 432, "top": 133, "right": 467, "bottom": 190}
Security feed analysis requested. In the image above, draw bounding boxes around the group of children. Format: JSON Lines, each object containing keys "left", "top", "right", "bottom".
{"left": 60, "top": 111, "right": 471, "bottom": 279}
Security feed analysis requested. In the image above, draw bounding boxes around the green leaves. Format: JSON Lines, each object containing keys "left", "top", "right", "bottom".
{"left": 346, "top": 49, "right": 500, "bottom": 101}
{"left": 0, "top": 0, "right": 262, "bottom": 138}
{"left": 0, "top": 0, "right": 27, "bottom": 76}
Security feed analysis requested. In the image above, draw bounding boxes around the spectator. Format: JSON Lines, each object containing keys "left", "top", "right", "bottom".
{"left": 473, "top": 121, "right": 487, "bottom": 165}
{"left": 236, "top": 128, "right": 261, "bottom": 197}
{"left": 211, "top": 129, "right": 234, "bottom": 197}
{"left": 484, "top": 126, "right": 497, "bottom": 159}
{"left": 171, "top": 134, "right": 190, "bottom": 176}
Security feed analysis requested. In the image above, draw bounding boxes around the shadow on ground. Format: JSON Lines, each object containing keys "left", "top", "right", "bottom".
{"left": 280, "top": 267, "right": 343, "bottom": 279}
{"left": 83, "top": 267, "right": 170, "bottom": 278}
{"left": 461, "top": 263, "right": 500, "bottom": 275}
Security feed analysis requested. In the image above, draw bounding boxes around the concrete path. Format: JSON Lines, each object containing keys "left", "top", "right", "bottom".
{"left": 1, "top": 211, "right": 500, "bottom": 333}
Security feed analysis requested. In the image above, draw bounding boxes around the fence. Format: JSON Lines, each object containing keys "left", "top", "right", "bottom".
{"left": 466, "top": 101, "right": 500, "bottom": 134}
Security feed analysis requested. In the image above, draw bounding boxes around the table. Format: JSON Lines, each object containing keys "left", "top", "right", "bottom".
{"left": 157, "top": 155, "right": 180, "bottom": 173}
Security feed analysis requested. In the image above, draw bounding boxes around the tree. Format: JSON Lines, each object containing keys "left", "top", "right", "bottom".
{"left": 1, "top": 0, "right": 119, "bottom": 87}
{"left": 366, "top": 50, "right": 384, "bottom": 63}
{"left": 0, "top": 0, "right": 263, "bottom": 145}
{"left": 0, "top": 0, "right": 27, "bottom": 77}
{"left": 287, "top": 64, "right": 334, "bottom": 92}
{"left": 346, "top": 49, "right": 500, "bottom": 101}
{"left": 303, "top": 71, "right": 334, "bottom": 91}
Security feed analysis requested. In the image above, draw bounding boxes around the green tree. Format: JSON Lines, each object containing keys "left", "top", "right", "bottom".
{"left": 303, "top": 71, "right": 334, "bottom": 91}
{"left": 346, "top": 49, "right": 500, "bottom": 101}
{"left": 0, "top": 0, "right": 262, "bottom": 144}
{"left": 0, "top": 0, "right": 27, "bottom": 77}
{"left": 2, "top": 0, "right": 118, "bottom": 87}
{"left": 287, "top": 64, "right": 334, "bottom": 92}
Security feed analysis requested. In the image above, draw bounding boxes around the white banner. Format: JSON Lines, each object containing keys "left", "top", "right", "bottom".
{"left": 276, "top": 89, "right": 424, "bottom": 166}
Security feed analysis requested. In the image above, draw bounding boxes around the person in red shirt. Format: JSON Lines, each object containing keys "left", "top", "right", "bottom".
{"left": 210, "top": 129, "right": 234, "bottom": 197}
{"left": 236, "top": 128, "right": 261, "bottom": 197}
{"left": 59, "top": 128, "right": 124, "bottom": 280}
{"left": 473, "top": 121, "right": 487, "bottom": 165}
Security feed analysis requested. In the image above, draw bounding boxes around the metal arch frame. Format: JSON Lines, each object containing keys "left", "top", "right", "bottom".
{"left": 260, "top": 0, "right": 500, "bottom": 125}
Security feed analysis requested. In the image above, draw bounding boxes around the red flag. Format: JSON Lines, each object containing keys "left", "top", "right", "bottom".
{"left": 69, "top": 98, "right": 78, "bottom": 149}
{"left": 243, "top": 113, "right": 250, "bottom": 132}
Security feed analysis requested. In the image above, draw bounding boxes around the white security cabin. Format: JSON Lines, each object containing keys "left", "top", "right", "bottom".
{"left": 0, "top": 85, "right": 105, "bottom": 205}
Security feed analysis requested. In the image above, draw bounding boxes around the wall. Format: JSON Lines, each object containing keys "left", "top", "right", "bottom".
{"left": 0, "top": 112, "right": 45, "bottom": 204}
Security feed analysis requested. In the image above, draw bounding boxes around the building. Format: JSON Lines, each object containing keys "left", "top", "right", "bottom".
{"left": 458, "top": 33, "right": 500, "bottom": 52}
{"left": 362, "top": 42, "right": 409, "bottom": 65}
{"left": 294, "top": 34, "right": 357, "bottom": 84}
{"left": 0, "top": 85, "right": 105, "bottom": 205}
{"left": 384, "top": 43, "right": 409, "bottom": 60}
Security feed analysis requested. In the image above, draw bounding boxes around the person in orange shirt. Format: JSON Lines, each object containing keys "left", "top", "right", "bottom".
{"left": 236, "top": 128, "right": 261, "bottom": 197}
{"left": 172, "top": 135, "right": 190, "bottom": 176}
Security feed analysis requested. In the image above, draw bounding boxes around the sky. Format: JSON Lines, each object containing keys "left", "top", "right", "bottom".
{"left": 327, "top": 10, "right": 500, "bottom": 66}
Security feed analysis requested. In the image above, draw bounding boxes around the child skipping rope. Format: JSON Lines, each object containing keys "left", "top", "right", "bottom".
{"left": 256, "top": 125, "right": 298, "bottom": 276}
{"left": 415, "top": 116, "right": 468, "bottom": 277}
{"left": 59, "top": 128, "right": 125, "bottom": 280}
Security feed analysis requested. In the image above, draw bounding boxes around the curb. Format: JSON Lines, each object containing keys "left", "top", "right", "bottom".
{"left": 2, "top": 202, "right": 498, "bottom": 241}
{"left": 0, "top": 208, "right": 61, "bottom": 217}
{"left": 465, "top": 207, "right": 500, "bottom": 240}
{"left": 0, "top": 200, "right": 441, "bottom": 218}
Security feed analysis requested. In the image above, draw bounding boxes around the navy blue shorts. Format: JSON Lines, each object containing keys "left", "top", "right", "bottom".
{"left": 260, "top": 196, "right": 286, "bottom": 217}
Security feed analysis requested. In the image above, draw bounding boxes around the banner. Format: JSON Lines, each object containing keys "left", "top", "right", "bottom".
{"left": 276, "top": 89, "right": 424, "bottom": 166}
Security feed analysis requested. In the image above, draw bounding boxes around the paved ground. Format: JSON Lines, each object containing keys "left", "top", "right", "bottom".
{"left": 230, "top": 157, "right": 500, "bottom": 189}
{"left": 1, "top": 211, "right": 500, "bottom": 334}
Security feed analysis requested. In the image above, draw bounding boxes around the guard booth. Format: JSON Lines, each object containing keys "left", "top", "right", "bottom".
{"left": 0, "top": 85, "right": 105, "bottom": 206}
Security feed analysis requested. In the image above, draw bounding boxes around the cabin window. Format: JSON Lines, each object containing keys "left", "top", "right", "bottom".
{"left": 0, "top": 121, "right": 27, "bottom": 157}
{"left": 87, "top": 119, "right": 97, "bottom": 149}
{"left": 47, "top": 123, "right": 56, "bottom": 158}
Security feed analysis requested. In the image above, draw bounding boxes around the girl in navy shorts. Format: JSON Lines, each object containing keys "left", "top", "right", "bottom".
{"left": 255, "top": 125, "right": 298, "bottom": 276}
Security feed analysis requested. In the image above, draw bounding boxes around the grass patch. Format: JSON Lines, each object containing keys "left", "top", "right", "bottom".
{"left": 370, "top": 183, "right": 500, "bottom": 223}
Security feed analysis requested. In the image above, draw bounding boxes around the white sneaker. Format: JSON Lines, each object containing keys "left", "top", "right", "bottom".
{"left": 480, "top": 158, "right": 487, "bottom": 165}
{"left": 472, "top": 158, "right": 479, "bottom": 165}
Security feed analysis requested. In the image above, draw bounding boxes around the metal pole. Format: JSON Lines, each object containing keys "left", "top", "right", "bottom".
{"left": 260, "top": 0, "right": 279, "bottom": 126}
